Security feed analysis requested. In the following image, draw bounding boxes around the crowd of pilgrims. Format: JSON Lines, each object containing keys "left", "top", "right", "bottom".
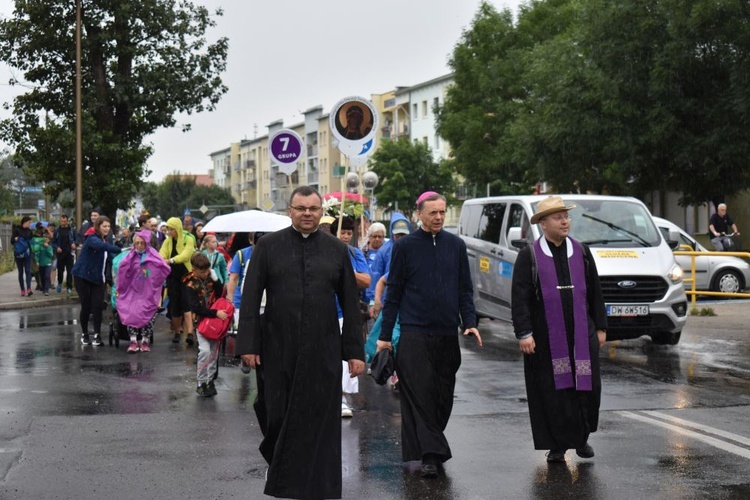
{"left": 12, "top": 207, "right": 398, "bottom": 401}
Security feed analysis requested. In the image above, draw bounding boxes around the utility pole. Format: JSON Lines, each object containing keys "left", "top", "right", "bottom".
{"left": 75, "top": 0, "right": 83, "bottom": 230}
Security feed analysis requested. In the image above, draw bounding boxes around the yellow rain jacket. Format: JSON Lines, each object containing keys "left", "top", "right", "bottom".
{"left": 159, "top": 217, "right": 196, "bottom": 272}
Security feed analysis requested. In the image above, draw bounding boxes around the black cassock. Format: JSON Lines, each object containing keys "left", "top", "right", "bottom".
{"left": 511, "top": 239, "right": 607, "bottom": 451}
{"left": 236, "top": 227, "right": 364, "bottom": 499}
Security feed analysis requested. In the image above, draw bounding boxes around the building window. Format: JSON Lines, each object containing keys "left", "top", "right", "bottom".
{"left": 434, "top": 134, "right": 440, "bottom": 150}
{"left": 433, "top": 97, "right": 439, "bottom": 110}
{"left": 423, "top": 136, "right": 428, "bottom": 145}
{"left": 412, "top": 103, "right": 418, "bottom": 120}
{"left": 422, "top": 100, "right": 428, "bottom": 118}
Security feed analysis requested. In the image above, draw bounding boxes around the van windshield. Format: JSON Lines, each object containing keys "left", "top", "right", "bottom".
{"left": 533, "top": 199, "right": 662, "bottom": 248}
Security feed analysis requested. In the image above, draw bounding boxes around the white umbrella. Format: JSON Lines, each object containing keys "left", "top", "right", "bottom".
{"left": 202, "top": 210, "right": 292, "bottom": 233}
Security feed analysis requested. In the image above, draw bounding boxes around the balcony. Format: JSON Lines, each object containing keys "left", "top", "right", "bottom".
{"left": 245, "top": 159, "right": 256, "bottom": 169}
{"left": 307, "top": 172, "right": 319, "bottom": 184}
{"left": 307, "top": 144, "right": 318, "bottom": 157}
{"left": 245, "top": 180, "right": 256, "bottom": 189}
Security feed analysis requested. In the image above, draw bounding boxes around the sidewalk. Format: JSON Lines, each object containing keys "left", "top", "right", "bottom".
{"left": 0, "top": 270, "right": 78, "bottom": 311}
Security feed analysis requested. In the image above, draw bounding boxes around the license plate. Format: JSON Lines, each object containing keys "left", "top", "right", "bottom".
{"left": 606, "top": 305, "right": 650, "bottom": 317}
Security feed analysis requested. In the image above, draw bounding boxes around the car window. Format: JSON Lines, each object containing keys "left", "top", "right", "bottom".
{"left": 459, "top": 204, "right": 481, "bottom": 238}
{"left": 507, "top": 203, "right": 531, "bottom": 244}
{"left": 540, "top": 199, "right": 662, "bottom": 247}
{"left": 477, "top": 203, "right": 506, "bottom": 243}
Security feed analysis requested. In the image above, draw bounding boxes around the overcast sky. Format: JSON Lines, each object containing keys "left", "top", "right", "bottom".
{"left": 0, "top": 0, "right": 523, "bottom": 182}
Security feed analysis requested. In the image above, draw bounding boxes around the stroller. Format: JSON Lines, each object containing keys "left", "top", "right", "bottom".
{"left": 108, "top": 249, "right": 155, "bottom": 348}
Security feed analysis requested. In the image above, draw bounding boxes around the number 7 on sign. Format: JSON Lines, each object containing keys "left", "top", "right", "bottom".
{"left": 279, "top": 137, "right": 289, "bottom": 151}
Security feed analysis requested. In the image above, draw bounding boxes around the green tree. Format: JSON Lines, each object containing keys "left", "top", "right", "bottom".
{"left": 369, "top": 138, "right": 456, "bottom": 219}
{"left": 441, "top": 0, "right": 750, "bottom": 204}
{"left": 509, "top": 0, "right": 631, "bottom": 195}
{"left": 0, "top": 0, "right": 228, "bottom": 219}
{"left": 186, "top": 184, "right": 235, "bottom": 212}
{"left": 140, "top": 174, "right": 235, "bottom": 219}
{"left": 436, "top": 2, "right": 527, "bottom": 196}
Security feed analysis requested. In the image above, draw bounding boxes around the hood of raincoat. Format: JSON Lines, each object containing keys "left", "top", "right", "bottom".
{"left": 389, "top": 212, "right": 410, "bottom": 235}
{"left": 133, "top": 229, "right": 153, "bottom": 252}
{"left": 116, "top": 230, "right": 171, "bottom": 328}
{"left": 166, "top": 217, "right": 186, "bottom": 249}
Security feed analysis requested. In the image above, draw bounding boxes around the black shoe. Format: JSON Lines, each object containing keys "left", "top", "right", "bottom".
{"left": 420, "top": 463, "right": 438, "bottom": 478}
{"left": 172, "top": 333, "right": 180, "bottom": 344}
{"left": 207, "top": 380, "right": 218, "bottom": 396}
{"left": 185, "top": 334, "right": 195, "bottom": 346}
{"left": 576, "top": 443, "right": 595, "bottom": 458}
{"left": 196, "top": 383, "right": 212, "bottom": 397}
{"left": 546, "top": 450, "right": 567, "bottom": 463}
{"left": 92, "top": 334, "right": 103, "bottom": 346}
{"left": 81, "top": 333, "right": 91, "bottom": 345}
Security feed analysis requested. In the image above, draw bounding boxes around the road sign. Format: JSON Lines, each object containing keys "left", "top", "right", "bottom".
{"left": 261, "top": 198, "right": 276, "bottom": 212}
{"left": 269, "top": 129, "right": 304, "bottom": 176}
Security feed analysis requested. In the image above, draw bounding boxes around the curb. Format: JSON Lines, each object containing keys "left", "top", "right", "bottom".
{"left": 0, "top": 295, "right": 79, "bottom": 311}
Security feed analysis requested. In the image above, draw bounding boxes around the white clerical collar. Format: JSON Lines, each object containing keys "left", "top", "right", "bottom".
{"left": 291, "top": 225, "right": 318, "bottom": 238}
{"left": 539, "top": 236, "right": 574, "bottom": 258}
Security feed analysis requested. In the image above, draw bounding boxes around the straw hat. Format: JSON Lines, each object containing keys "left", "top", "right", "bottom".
{"left": 530, "top": 196, "right": 576, "bottom": 224}
{"left": 320, "top": 215, "right": 335, "bottom": 225}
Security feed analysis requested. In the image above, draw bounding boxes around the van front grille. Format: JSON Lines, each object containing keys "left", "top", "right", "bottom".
{"left": 600, "top": 276, "right": 668, "bottom": 303}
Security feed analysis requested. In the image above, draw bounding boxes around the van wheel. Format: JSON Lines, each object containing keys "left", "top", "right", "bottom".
{"left": 651, "top": 331, "right": 681, "bottom": 345}
{"left": 712, "top": 269, "right": 743, "bottom": 294}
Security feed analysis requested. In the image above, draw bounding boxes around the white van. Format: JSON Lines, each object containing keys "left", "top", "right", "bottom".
{"left": 458, "top": 195, "right": 688, "bottom": 345}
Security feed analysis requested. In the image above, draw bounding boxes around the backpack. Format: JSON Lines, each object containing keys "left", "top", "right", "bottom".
{"left": 13, "top": 237, "right": 30, "bottom": 259}
{"left": 197, "top": 297, "right": 235, "bottom": 340}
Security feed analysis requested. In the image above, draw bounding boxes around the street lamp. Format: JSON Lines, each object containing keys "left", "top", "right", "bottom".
{"left": 362, "top": 171, "right": 379, "bottom": 220}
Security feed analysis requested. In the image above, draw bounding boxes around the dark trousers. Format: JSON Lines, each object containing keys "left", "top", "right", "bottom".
{"left": 39, "top": 266, "right": 50, "bottom": 293}
{"left": 15, "top": 256, "right": 32, "bottom": 291}
{"left": 57, "top": 253, "right": 74, "bottom": 289}
{"left": 395, "top": 332, "right": 461, "bottom": 463}
{"left": 74, "top": 276, "right": 106, "bottom": 335}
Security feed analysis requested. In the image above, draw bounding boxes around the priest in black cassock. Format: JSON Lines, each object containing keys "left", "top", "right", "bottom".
{"left": 511, "top": 196, "right": 608, "bottom": 464}
{"left": 237, "top": 186, "right": 365, "bottom": 499}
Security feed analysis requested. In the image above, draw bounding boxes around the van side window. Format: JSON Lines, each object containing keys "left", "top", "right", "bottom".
{"left": 507, "top": 204, "right": 531, "bottom": 243}
{"left": 477, "top": 203, "right": 506, "bottom": 243}
{"left": 459, "top": 204, "right": 482, "bottom": 238}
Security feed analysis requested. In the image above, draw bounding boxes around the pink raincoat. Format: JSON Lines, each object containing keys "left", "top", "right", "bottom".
{"left": 117, "top": 229, "right": 171, "bottom": 328}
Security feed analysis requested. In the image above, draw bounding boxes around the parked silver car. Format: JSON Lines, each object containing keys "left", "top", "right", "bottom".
{"left": 654, "top": 216, "right": 750, "bottom": 294}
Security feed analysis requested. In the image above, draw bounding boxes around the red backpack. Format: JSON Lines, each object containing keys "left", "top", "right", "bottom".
{"left": 197, "top": 297, "right": 235, "bottom": 340}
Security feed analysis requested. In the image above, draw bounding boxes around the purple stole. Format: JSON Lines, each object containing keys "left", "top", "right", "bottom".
{"left": 533, "top": 238, "right": 593, "bottom": 391}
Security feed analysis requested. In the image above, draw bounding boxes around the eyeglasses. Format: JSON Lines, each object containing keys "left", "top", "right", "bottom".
{"left": 546, "top": 214, "right": 571, "bottom": 222}
{"left": 369, "top": 234, "right": 384, "bottom": 239}
{"left": 290, "top": 206, "right": 322, "bottom": 214}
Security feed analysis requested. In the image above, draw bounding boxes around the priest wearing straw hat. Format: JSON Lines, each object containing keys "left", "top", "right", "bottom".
{"left": 511, "top": 195, "right": 608, "bottom": 464}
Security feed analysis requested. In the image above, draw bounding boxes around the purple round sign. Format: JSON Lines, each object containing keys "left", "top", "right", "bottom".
{"left": 270, "top": 131, "right": 302, "bottom": 165}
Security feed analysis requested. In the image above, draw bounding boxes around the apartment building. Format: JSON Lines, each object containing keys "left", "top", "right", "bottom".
{"left": 209, "top": 74, "right": 457, "bottom": 215}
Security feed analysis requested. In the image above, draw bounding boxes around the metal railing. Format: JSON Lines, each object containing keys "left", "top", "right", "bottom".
{"left": 674, "top": 246, "right": 750, "bottom": 306}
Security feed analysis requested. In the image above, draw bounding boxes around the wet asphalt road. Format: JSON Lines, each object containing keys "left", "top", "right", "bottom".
{"left": 0, "top": 303, "right": 748, "bottom": 499}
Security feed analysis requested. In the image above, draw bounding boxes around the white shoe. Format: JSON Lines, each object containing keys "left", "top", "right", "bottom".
{"left": 341, "top": 402, "right": 353, "bottom": 418}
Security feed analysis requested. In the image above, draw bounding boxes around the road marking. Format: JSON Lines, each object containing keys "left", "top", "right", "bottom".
{"left": 616, "top": 411, "right": 750, "bottom": 459}
{"left": 643, "top": 410, "right": 750, "bottom": 447}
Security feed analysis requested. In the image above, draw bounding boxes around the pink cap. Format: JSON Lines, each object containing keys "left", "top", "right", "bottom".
{"left": 416, "top": 191, "right": 439, "bottom": 206}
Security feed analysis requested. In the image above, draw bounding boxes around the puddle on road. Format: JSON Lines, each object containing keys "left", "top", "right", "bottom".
{"left": 80, "top": 361, "right": 156, "bottom": 378}
{"left": 16, "top": 319, "right": 78, "bottom": 330}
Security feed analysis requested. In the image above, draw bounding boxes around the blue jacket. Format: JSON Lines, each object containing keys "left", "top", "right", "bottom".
{"left": 368, "top": 213, "right": 410, "bottom": 303}
{"left": 72, "top": 233, "right": 122, "bottom": 284}
{"left": 380, "top": 228, "right": 476, "bottom": 339}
